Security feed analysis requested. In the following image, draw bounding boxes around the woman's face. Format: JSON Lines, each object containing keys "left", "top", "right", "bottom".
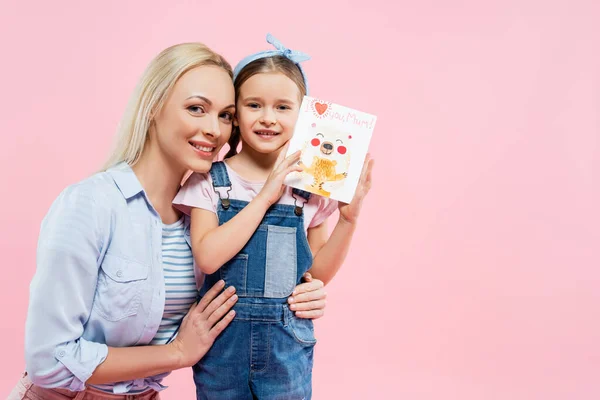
{"left": 151, "top": 65, "right": 235, "bottom": 173}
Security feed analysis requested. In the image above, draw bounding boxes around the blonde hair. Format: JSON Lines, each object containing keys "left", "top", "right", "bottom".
{"left": 102, "top": 43, "right": 233, "bottom": 170}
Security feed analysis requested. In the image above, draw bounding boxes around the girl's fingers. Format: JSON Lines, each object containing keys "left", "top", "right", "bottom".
{"left": 279, "top": 151, "right": 302, "bottom": 171}
{"left": 283, "top": 164, "right": 303, "bottom": 177}
{"left": 274, "top": 143, "right": 292, "bottom": 167}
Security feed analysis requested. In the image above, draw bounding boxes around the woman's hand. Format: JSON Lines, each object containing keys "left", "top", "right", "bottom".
{"left": 257, "top": 145, "right": 303, "bottom": 206}
{"left": 170, "top": 280, "right": 238, "bottom": 368}
{"left": 287, "top": 272, "right": 327, "bottom": 319}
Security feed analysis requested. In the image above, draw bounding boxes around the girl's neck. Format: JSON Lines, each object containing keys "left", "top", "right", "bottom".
{"left": 227, "top": 142, "right": 284, "bottom": 181}
{"left": 132, "top": 138, "right": 186, "bottom": 224}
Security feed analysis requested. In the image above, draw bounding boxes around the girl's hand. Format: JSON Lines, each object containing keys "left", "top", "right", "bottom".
{"left": 287, "top": 272, "right": 327, "bottom": 319}
{"left": 257, "top": 145, "right": 303, "bottom": 206}
{"left": 170, "top": 280, "right": 238, "bottom": 368}
{"left": 339, "top": 154, "right": 374, "bottom": 224}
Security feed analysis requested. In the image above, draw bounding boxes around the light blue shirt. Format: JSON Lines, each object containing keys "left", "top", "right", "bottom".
{"left": 24, "top": 162, "right": 203, "bottom": 394}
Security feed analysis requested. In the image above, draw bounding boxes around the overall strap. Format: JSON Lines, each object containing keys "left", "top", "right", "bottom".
{"left": 209, "top": 162, "right": 232, "bottom": 209}
{"left": 291, "top": 188, "right": 312, "bottom": 216}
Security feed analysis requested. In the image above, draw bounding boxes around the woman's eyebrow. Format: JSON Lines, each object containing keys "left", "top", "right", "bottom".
{"left": 186, "top": 95, "right": 212, "bottom": 104}
{"left": 186, "top": 95, "right": 234, "bottom": 110}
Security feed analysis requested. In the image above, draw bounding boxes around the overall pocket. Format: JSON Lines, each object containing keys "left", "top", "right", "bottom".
{"left": 93, "top": 253, "right": 149, "bottom": 321}
{"left": 264, "top": 225, "right": 297, "bottom": 298}
{"left": 285, "top": 307, "right": 317, "bottom": 346}
{"left": 220, "top": 253, "right": 248, "bottom": 296}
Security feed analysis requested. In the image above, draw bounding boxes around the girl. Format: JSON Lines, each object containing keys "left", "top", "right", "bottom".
{"left": 10, "top": 41, "right": 329, "bottom": 400}
{"left": 174, "top": 34, "right": 374, "bottom": 399}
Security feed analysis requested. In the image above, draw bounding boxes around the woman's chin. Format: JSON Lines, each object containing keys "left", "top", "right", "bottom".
{"left": 186, "top": 157, "right": 215, "bottom": 174}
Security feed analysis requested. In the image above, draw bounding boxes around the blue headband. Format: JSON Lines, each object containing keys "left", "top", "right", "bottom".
{"left": 233, "top": 33, "right": 311, "bottom": 94}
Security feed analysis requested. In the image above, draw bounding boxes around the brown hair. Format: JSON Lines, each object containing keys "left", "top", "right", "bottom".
{"left": 225, "top": 55, "right": 307, "bottom": 158}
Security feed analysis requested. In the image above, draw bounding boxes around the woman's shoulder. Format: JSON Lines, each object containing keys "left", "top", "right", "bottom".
{"left": 47, "top": 170, "right": 127, "bottom": 222}
{"left": 59, "top": 170, "right": 122, "bottom": 203}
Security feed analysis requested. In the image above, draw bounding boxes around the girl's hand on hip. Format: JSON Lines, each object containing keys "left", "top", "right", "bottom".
{"left": 170, "top": 280, "right": 237, "bottom": 368}
{"left": 288, "top": 272, "right": 327, "bottom": 319}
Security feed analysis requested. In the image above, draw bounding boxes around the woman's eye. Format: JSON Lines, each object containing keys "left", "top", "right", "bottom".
{"left": 188, "top": 105, "right": 206, "bottom": 114}
{"left": 219, "top": 112, "right": 233, "bottom": 122}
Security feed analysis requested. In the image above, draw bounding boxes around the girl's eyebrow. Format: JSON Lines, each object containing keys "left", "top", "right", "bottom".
{"left": 277, "top": 98, "right": 296, "bottom": 104}
{"left": 241, "top": 96, "right": 297, "bottom": 104}
{"left": 186, "top": 95, "right": 234, "bottom": 110}
{"left": 242, "top": 96, "right": 262, "bottom": 102}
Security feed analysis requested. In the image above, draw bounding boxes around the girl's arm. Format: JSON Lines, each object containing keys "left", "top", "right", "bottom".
{"left": 190, "top": 200, "right": 270, "bottom": 274}
{"left": 190, "top": 151, "right": 302, "bottom": 274}
{"left": 305, "top": 156, "right": 374, "bottom": 285}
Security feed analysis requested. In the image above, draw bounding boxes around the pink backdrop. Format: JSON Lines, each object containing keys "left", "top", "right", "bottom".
{"left": 1, "top": 1, "right": 598, "bottom": 398}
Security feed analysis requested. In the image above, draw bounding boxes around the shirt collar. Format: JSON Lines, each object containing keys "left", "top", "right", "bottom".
{"left": 107, "top": 162, "right": 145, "bottom": 200}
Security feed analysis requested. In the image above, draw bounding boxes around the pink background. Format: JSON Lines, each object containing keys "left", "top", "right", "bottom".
{"left": 1, "top": 0, "right": 599, "bottom": 399}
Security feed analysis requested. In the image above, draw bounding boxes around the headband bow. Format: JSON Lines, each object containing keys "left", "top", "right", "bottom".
{"left": 233, "top": 33, "right": 311, "bottom": 94}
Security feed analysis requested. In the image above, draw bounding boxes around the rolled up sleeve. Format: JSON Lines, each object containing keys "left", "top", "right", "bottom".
{"left": 25, "top": 185, "right": 109, "bottom": 390}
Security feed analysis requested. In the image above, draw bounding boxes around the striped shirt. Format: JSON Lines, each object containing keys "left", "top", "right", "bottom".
{"left": 150, "top": 218, "right": 197, "bottom": 345}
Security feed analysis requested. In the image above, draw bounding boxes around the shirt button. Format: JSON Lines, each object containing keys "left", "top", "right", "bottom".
{"left": 116, "top": 270, "right": 123, "bottom": 278}
{"left": 58, "top": 350, "right": 66, "bottom": 358}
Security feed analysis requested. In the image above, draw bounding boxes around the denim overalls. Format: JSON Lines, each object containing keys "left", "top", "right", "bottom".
{"left": 192, "top": 162, "right": 317, "bottom": 400}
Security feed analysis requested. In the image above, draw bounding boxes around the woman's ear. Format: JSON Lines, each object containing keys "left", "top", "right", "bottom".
{"left": 233, "top": 115, "right": 239, "bottom": 127}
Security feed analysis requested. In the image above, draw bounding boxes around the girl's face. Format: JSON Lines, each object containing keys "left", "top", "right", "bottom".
{"left": 235, "top": 72, "right": 302, "bottom": 155}
{"left": 151, "top": 65, "right": 235, "bottom": 173}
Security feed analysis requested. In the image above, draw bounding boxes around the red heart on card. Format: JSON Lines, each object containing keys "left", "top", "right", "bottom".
{"left": 315, "top": 102, "right": 328, "bottom": 115}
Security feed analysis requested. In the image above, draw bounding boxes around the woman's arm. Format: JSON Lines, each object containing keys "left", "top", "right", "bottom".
{"left": 25, "top": 186, "right": 237, "bottom": 389}
{"left": 88, "top": 282, "right": 236, "bottom": 384}
{"left": 288, "top": 273, "right": 327, "bottom": 319}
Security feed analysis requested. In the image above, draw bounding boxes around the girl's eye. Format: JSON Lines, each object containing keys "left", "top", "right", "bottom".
{"left": 247, "top": 103, "right": 260, "bottom": 109}
{"left": 337, "top": 146, "right": 347, "bottom": 155}
{"left": 219, "top": 112, "right": 233, "bottom": 122}
{"left": 311, "top": 138, "right": 321, "bottom": 147}
{"left": 188, "top": 105, "right": 206, "bottom": 114}
{"left": 278, "top": 105, "right": 291, "bottom": 110}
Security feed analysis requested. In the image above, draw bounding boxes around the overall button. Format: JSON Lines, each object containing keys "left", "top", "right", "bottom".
{"left": 116, "top": 270, "right": 123, "bottom": 278}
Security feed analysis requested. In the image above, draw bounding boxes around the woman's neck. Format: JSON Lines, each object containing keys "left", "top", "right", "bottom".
{"left": 132, "top": 139, "right": 186, "bottom": 224}
{"left": 227, "top": 142, "right": 283, "bottom": 181}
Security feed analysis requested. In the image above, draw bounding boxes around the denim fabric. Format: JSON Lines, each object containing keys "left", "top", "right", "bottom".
{"left": 193, "top": 162, "right": 315, "bottom": 399}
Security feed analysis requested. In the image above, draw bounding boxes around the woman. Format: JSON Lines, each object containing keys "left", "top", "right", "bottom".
{"left": 10, "top": 42, "right": 328, "bottom": 399}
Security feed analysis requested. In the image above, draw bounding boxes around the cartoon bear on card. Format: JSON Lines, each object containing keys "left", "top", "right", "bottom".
{"left": 298, "top": 123, "right": 351, "bottom": 198}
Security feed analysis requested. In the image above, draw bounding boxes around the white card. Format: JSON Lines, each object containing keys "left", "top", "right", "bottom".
{"left": 284, "top": 96, "right": 376, "bottom": 204}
